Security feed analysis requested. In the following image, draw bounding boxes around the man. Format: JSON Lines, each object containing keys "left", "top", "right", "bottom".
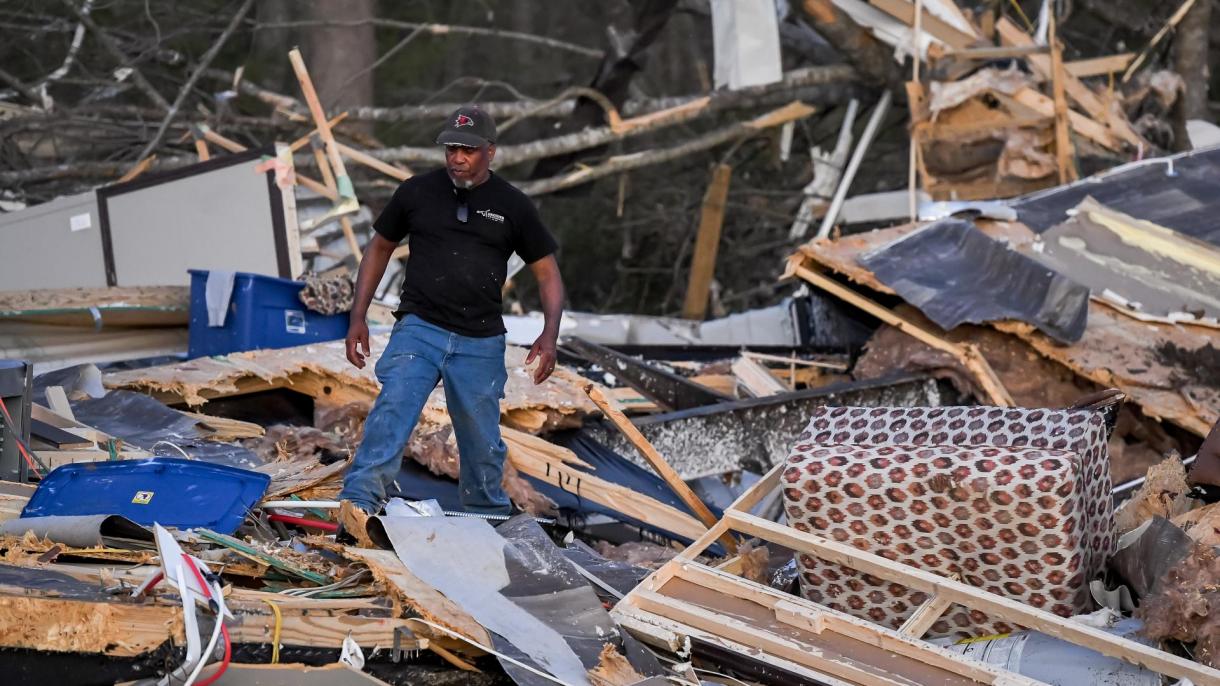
{"left": 338, "top": 104, "right": 565, "bottom": 517}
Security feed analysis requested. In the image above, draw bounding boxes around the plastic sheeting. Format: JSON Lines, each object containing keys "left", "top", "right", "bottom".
{"left": 859, "top": 218, "right": 1089, "bottom": 344}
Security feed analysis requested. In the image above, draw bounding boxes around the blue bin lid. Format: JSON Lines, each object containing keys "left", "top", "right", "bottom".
{"left": 22, "top": 458, "right": 270, "bottom": 534}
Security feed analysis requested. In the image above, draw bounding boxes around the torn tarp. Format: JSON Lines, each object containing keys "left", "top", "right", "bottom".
{"left": 858, "top": 218, "right": 1089, "bottom": 343}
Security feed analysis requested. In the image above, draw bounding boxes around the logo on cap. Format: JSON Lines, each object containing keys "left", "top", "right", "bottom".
{"left": 454, "top": 114, "right": 475, "bottom": 128}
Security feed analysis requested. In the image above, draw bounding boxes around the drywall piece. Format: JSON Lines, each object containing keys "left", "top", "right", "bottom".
{"left": 98, "top": 147, "right": 300, "bottom": 287}
{"left": 372, "top": 516, "right": 593, "bottom": 686}
{"left": 710, "top": 0, "right": 783, "bottom": 90}
{"left": 0, "top": 191, "right": 107, "bottom": 291}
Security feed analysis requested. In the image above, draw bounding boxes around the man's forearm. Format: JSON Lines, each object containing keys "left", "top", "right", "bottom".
{"left": 350, "top": 236, "right": 397, "bottom": 321}
{"left": 539, "top": 274, "right": 565, "bottom": 338}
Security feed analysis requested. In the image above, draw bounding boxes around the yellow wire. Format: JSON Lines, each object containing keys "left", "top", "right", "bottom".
{"left": 261, "top": 599, "right": 282, "bottom": 664}
{"left": 1008, "top": 0, "right": 1036, "bottom": 32}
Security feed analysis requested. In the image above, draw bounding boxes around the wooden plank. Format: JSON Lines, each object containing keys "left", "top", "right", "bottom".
{"left": 681, "top": 163, "right": 732, "bottom": 320}
{"left": 722, "top": 510, "right": 1220, "bottom": 685}
{"left": 945, "top": 44, "right": 1047, "bottom": 59}
{"left": 0, "top": 594, "right": 182, "bottom": 656}
{"left": 1065, "top": 53, "right": 1135, "bottom": 78}
{"left": 288, "top": 49, "right": 354, "bottom": 193}
{"left": 503, "top": 430, "right": 709, "bottom": 542}
{"left": 672, "top": 562, "right": 1008, "bottom": 684}
{"left": 996, "top": 18, "right": 1141, "bottom": 149}
{"left": 869, "top": 0, "right": 980, "bottom": 49}
{"left": 30, "top": 419, "right": 92, "bottom": 449}
{"left": 337, "top": 142, "right": 411, "bottom": 182}
{"left": 730, "top": 356, "right": 788, "bottom": 397}
{"left": 1003, "top": 88, "right": 1121, "bottom": 151}
{"left": 785, "top": 260, "right": 1014, "bottom": 406}
{"left": 43, "top": 387, "right": 73, "bottom": 422}
{"left": 632, "top": 590, "right": 928, "bottom": 686}
{"left": 898, "top": 593, "right": 954, "bottom": 637}
{"left": 226, "top": 602, "right": 427, "bottom": 651}
{"left": 583, "top": 384, "right": 734, "bottom": 552}
{"left": 116, "top": 155, "right": 156, "bottom": 183}
{"left": 309, "top": 137, "right": 363, "bottom": 261}
{"left": 194, "top": 136, "right": 210, "bottom": 161}
{"left": 1048, "top": 15, "right": 1076, "bottom": 185}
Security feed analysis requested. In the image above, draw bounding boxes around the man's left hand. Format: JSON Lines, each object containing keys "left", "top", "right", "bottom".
{"left": 525, "top": 334, "right": 557, "bottom": 384}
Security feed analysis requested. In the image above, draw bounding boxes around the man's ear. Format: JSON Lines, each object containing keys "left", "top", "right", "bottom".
{"left": 487, "top": 144, "right": 496, "bottom": 162}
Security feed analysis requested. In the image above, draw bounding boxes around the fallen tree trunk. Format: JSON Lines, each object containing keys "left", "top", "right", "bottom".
{"left": 519, "top": 101, "right": 816, "bottom": 195}
{"left": 372, "top": 65, "right": 860, "bottom": 168}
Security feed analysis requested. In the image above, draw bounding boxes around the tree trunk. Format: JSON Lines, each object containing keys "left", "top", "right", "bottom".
{"left": 1175, "top": 0, "right": 1211, "bottom": 121}
{"left": 303, "top": 0, "right": 377, "bottom": 129}
{"left": 796, "top": 0, "right": 902, "bottom": 89}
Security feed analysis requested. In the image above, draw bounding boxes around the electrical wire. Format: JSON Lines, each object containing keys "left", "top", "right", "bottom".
{"left": 0, "top": 395, "right": 45, "bottom": 478}
{"left": 152, "top": 440, "right": 192, "bottom": 459}
{"left": 403, "top": 618, "right": 577, "bottom": 686}
{"left": 181, "top": 554, "right": 231, "bottom": 686}
{"left": 260, "top": 599, "right": 282, "bottom": 664}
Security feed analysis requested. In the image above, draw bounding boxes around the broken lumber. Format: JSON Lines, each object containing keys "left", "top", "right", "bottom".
{"left": 681, "top": 164, "right": 732, "bottom": 320}
{"left": 584, "top": 385, "right": 735, "bottom": 552}
{"left": 502, "top": 427, "right": 709, "bottom": 542}
{"left": 784, "top": 257, "right": 1014, "bottom": 406}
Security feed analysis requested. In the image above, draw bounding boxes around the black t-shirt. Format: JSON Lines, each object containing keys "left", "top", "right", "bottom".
{"left": 373, "top": 169, "right": 558, "bottom": 337}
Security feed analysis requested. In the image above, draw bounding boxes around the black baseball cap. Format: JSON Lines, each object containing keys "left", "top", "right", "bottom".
{"left": 436, "top": 105, "right": 497, "bottom": 147}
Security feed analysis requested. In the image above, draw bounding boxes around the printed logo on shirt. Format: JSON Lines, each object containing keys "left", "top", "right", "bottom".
{"left": 476, "top": 209, "right": 505, "bottom": 223}
{"left": 454, "top": 114, "right": 475, "bottom": 128}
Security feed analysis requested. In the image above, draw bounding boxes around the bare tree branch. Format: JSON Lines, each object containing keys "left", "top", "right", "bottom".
{"left": 133, "top": 0, "right": 255, "bottom": 162}
{"left": 0, "top": 66, "right": 43, "bottom": 106}
{"left": 249, "top": 18, "right": 604, "bottom": 58}
{"left": 370, "top": 65, "right": 861, "bottom": 168}
{"left": 520, "top": 101, "right": 817, "bottom": 196}
{"left": 60, "top": 0, "right": 170, "bottom": 110}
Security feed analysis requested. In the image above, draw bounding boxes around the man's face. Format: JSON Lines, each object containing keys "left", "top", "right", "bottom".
{"left": 445, "top": 143, "right": 495, "bottom": 187}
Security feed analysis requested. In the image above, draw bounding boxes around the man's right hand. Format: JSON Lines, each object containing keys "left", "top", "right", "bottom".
{"left": 346, "top": 319, "right": 371, "bottom": 369}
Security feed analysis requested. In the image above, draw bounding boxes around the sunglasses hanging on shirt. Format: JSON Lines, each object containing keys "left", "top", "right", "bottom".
{"left": 454, "top": 187, "right": 469, "bottom": 223}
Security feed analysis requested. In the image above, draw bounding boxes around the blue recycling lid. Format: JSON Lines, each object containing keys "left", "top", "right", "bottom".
{"left": 22, "top": 458, "right": 270, "bottom": 534}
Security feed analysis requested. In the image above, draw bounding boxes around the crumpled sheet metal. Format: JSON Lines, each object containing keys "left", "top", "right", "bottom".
{"left": 0, "top": 514, "right": 152, "bottom": 549}
{"left": 858, "top": 218, "right": 1089, "bottom": 343}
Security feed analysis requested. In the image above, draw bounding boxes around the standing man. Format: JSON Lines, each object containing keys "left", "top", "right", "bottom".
{"left": 339, "top": 105, "right": 564, "bottom": 517}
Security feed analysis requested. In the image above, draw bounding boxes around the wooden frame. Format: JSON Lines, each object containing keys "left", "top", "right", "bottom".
{"left": 613, "top": 465, "right": 1220, "bottom": 686}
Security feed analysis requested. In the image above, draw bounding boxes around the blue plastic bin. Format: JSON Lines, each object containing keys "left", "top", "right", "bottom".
{"left": 188, "top": 269, "right": 348, "bottom": 358}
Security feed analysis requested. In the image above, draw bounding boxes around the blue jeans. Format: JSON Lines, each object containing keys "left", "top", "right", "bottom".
{"left": 339, "top": 315, "right": 510, "bottom": 515}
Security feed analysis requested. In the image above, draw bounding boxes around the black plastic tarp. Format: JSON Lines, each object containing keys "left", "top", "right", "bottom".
{"left": 858, "top": 218, "right": 1090, "bottom": 344}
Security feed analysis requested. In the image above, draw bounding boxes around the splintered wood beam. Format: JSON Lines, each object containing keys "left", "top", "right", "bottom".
{"left": 584, "top": 384, "right": 736, "bottom": 553}
{"left": 116, "top": 155, "right": 156, "bottom": 184}
{"left": 337, "top": 142, "right": 412, "bottom": 182}
{"left": 287, "top": 112, "right": 349, "bottom": 153}
{"left": 0, "top": 594, "right": 183, "bottom": 656}
{"left": 502, "top": 428, "right": 709, "bottom": 542}
{"left": 785, "top": 260, "right": 1014, "bottom": 406}
{"left": 288, "top": 48, "right": 354, "bottom": 198}
{"left": 996, "top": 17, "right": 1142, "bottom": 149}
{"left": 1064, "top": 53, "right": 1134, "bottom": 78}
{"left": 868, "top": 0, "right": 979, "bottom": 48}
{"left": 1049, "top": 16, "right": 1076, "bottom": 184}
{"left": 681, "top": 163, "right": 732, "bottom": 320}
